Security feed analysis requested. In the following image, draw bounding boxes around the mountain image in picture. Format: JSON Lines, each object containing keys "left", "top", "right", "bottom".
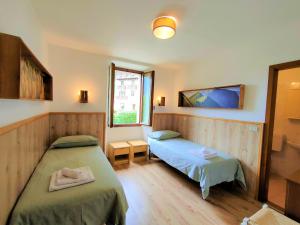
{"left": 180, "top": 85, "right": 244, "bottom": 109}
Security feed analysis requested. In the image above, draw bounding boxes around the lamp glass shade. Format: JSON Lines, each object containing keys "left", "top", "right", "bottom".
{"left": 80, "top": 90, "right": 88, "bottom": 103}
{"left": 158, "top": 96, "right": 165, "bottom": 106}
{"left": 152, "top": 16, "right": 176, "bottom": 39}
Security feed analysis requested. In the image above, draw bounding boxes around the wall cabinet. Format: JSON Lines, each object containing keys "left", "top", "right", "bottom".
{"left": 0, "top": 33, "right": 53, "bottom": 101}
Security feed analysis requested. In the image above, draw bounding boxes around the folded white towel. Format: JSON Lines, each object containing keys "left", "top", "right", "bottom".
{"left": 202, "top": 148, "right": 218, "bottom": 159}
{"left": 49, "top": 166, "right": 95, "bottom": 192}
{"left": 55, "top": 170, "right": 88, "bottom": 186}
{"left": 202, "top": 149, "right": 212, "bottom": 155}
{"left": 203, "top": 152, "right": 217, "bottom": 159}
{"left": 61, "top": 167, "right": 82, "bottom": 179}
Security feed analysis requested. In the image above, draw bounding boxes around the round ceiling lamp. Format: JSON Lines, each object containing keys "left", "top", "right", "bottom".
{"left": 152, "top": 16, "right": 176, "bottom": 39}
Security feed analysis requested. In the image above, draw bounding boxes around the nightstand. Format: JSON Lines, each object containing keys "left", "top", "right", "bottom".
{"left": 128, "top": 140, "right": 148, "bottom": 162}
{"left": 108, "top": 142, "right": 130, "bottom": 166}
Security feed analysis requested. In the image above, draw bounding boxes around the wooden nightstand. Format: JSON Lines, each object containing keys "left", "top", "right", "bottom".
{"left": 108, "top": 142, "right": 130, "bottom": 166}
{"left": 128, "top": 140, "right": 148, "bottom": 162}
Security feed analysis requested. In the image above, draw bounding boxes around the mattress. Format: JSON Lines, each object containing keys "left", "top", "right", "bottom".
{"left": 148, "top": 137, "right": 246, "bottom": 199}
{"left": 9, "top": 146, "right": 128, "bottom": 225}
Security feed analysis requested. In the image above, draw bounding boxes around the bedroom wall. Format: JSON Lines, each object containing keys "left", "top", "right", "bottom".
{"left": 0, "top": 0, "right": 49, "bottom": 127}
{"left": 46, "top": 44, "right": 177, "bottom": 148}
{"left": 172, "top": 33, "right": 300, "bottom": 123}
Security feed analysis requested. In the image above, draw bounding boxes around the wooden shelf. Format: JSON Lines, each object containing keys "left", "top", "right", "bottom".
{"left": 0, "top": 33, "right": 53, "bottom": 101}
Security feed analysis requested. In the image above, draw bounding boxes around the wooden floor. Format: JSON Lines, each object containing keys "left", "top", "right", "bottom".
{"left": 115, "top": 160, "right": 261, "bottom": 225}
{"left": 268, "top": 173, "right": 286, "bottom": 209}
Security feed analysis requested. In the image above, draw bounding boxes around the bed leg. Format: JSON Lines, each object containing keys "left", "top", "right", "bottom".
{"left": 149, "top": 148, "right": 151, "bottom": 160}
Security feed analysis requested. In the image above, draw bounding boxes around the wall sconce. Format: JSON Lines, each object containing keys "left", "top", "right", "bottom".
{"left": 79, "top": 90, "right": 88, "bottom": 103}
{"left": 157, "top": 96, "right": 165, "bottom": 106}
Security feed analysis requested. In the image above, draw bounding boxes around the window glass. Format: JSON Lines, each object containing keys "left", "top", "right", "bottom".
{"left": 113, "top": 70, "right": 141, "bottom": 125}
{"left": 142, "top": 72, "right": 154, "bottom": 125}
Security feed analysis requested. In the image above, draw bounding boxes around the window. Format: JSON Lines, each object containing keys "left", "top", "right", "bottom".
{"left": 120, "top": 91, "right": 125, "bottom": 97}
{"left": 109, "top": 63, "right": 154, "bottom": 127}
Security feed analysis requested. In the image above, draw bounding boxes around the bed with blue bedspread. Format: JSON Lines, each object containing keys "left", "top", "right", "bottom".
{"left": 148, "top": 137, "right": 246, "bottom": 199}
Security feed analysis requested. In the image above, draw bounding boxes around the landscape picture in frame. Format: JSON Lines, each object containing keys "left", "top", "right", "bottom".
{"left": 178, "top": 84, "right": 245, "bottom": 109}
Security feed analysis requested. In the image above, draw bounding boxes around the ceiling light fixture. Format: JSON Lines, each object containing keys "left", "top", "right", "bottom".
{"left": 152, "top": 16, "right": 176, "bottom": 39}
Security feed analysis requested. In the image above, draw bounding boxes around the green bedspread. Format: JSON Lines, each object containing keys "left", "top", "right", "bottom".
{"left": 9, "top": 146, "right": 128, "bottom": 225}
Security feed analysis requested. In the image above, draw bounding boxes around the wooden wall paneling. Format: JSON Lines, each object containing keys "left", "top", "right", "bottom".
{"left": 152, "top": 113, "right": 173, "bottom": 131}
{"left": 49, "top": 114, "right": 66, "bottom": 141}
{"left": 152, "top": 113, "right": 264, "bottom": 198}
{"left": 0, "top": 114, "right": 49, "bottom": 225}
{"left": 49, "top": 112, "right": 106, "bottom": 150}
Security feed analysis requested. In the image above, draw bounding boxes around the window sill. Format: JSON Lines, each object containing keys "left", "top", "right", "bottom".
{"left": 112, "top": 124, "right": 142, "bottom": 128}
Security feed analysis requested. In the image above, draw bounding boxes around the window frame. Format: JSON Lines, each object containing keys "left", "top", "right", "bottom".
{"left": 109, "top": 64, "right": 154, "bottom": 128}
{"left": 140, "top": 70, "right": 155, "bottom": 126}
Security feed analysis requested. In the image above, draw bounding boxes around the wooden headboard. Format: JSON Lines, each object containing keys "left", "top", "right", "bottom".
{"left": 0, "top": 112, "right": 106, "bottom": 225}
{"left": 152, "top": 113, "right": 264, "bottom": 198}
{"left": 49, "top": 112, "right": 106, "bottom": 150}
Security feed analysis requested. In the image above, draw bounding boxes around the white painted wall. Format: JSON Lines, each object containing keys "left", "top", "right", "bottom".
{"left": 47, "top": 44, "right": 177, "bottom": 146}
{"left": 47, "top": 44, "right": 108, "bottom": 113}
{"left": 172, "top": 38, "right": 300, "bottom": 122}
{"left": 3, "top": 0, "right": 298, "bottom": 136}
{"left": 47, "top": 37, "right": 300, "bottom": 144}
{"left": 0, "top": 0, "right": 49, "bottom": 126}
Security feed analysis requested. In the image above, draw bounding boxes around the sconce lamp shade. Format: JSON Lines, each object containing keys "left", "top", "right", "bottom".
{"left": 157, "top": 96, "right": 166, "bottom": 106}
{"left": 152, "top": 16, "right": 176, "bottom": 39}
{"left": 80, "top": 90, "right": 88, "bottom": 103}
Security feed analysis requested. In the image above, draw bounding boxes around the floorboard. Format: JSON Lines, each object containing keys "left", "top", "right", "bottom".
{"left": 268, "top": 173, "right": 286, "bottom": 209}
{"left": 115, "top": 160, "right": 261, "bottom": 225}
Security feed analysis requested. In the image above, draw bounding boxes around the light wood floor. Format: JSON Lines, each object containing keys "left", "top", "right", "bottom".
{"left": 268, "top": 173, "right": 287, "bottom": 209}
{"left": 115, "top": 160, "right": 261, "bottom": 225}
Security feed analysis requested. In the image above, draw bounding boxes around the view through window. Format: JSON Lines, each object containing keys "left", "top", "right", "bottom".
{"left": 113, "top": 70, "right": 141, "bottom": 124}
{"left": 110, "top": 64, "right": 154, "bottom": 127}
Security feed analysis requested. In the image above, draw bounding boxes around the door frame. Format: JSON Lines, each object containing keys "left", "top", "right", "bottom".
{"left": 259, "top": 59, "right": 300, "bottom": 202}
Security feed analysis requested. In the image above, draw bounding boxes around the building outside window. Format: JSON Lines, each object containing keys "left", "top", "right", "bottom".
{"left": 109, "top": 63, "right": 155, "bottom": 127}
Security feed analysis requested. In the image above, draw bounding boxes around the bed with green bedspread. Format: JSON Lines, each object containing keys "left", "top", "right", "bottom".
{"left": 9, "top": 146, "right": 128, "bottom": 225}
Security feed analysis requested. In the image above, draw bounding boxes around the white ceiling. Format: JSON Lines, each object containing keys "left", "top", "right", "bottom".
{"left": 31, "top": 0, "right": 300, "bottom": 66}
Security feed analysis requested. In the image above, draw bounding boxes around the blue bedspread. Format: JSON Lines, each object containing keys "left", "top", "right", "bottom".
{"left": 148, "top": 137, "right": 246, "bottom": 199}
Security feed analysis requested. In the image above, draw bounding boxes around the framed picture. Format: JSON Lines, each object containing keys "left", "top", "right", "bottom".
{"left": 178, "top": 84, "right": 245, "bottom": 109}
